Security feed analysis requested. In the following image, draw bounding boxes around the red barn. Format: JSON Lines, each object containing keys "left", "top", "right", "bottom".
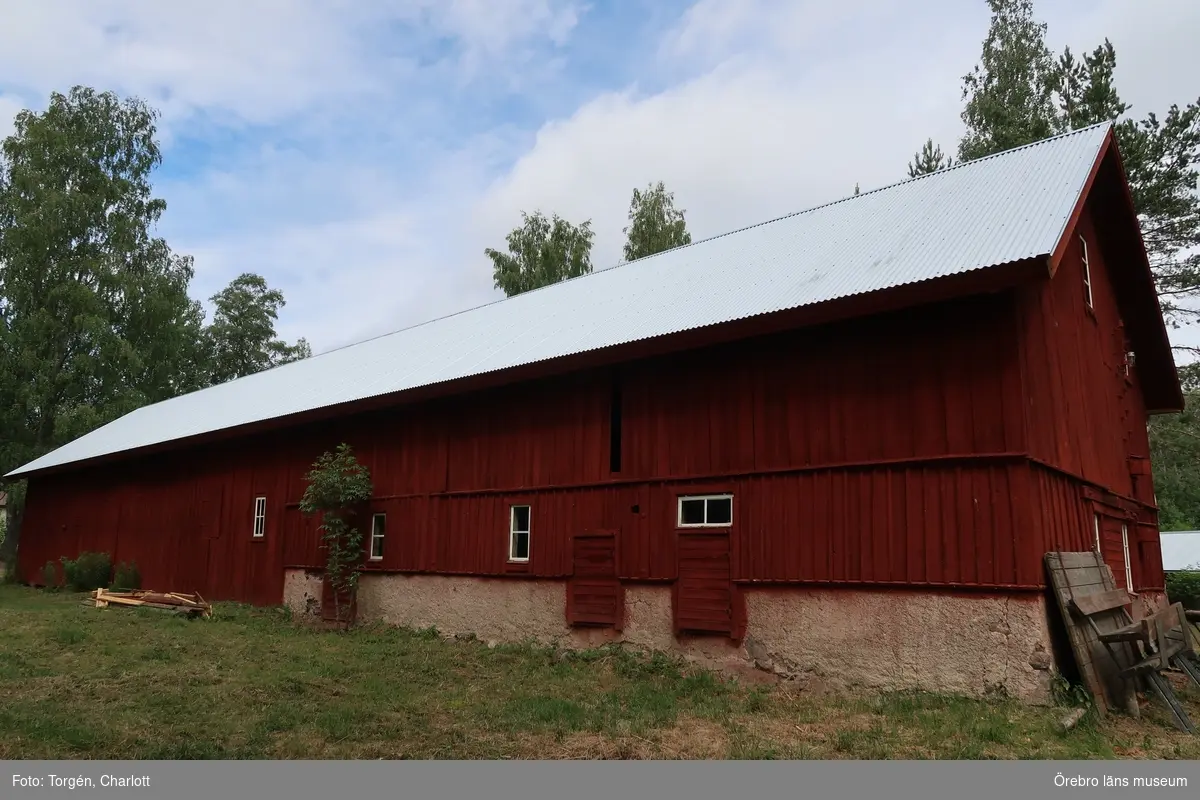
{"left": 9, "top": 123, "right": 1182, "bottom": 702}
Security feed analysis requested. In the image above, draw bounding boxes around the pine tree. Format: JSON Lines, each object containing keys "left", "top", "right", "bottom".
{"left": 1056, "top": 41, "right": 1128, "bottom": 131}
{"left": 907, "top": 139, "right": 953, "bottom": 177}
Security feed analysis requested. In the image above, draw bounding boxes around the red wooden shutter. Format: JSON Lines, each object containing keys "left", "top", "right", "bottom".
{"left": 567, "top": 531, "right": 621, "bottom": 628}
{"left": 674, "top": 531, "right": 733, "bottom": 635}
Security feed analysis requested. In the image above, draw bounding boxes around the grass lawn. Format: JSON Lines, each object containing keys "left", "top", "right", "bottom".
{"left": 1, "top": 584, "right": 1198, "bottom": 760}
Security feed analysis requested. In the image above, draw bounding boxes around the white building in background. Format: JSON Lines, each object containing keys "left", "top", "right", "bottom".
{"left": 1160, "top": 531, "right": 1200, "bottom": 572}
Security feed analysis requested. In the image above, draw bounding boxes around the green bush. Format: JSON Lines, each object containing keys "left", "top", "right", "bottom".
{"left": 111, "top": 561, "right": 141, "bottom": 591}
{"left": 41, "top": 561, "right": 60, "bottom": 590}
{"left": 60, "top": 552, "right": 112, "bottom": 592}
{"left": 1166, "top": 570, "right": 1200, "bottom": 610}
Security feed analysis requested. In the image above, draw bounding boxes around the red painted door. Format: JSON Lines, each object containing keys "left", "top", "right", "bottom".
{"left": 567, "top": 531, "right": 621, "bottom": 627}
{"left": 1095, "top": 514, "right": 1131, "bottom": 592}
{"left": 674, "top": 531, "right": 733, "bottom": 635}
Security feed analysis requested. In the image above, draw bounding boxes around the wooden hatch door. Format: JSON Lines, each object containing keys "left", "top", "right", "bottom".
{"left": 674, "top": 531, "right": 733, "bottom": 635}
{"left": 567, "top": 530, "right": 622, "bottom": 628}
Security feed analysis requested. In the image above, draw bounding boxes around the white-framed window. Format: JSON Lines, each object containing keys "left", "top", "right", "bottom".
{"left": 252, "top": 496, "right": 267, "bottom": 538}
{"left": 369, "top": 513, "right": 386, "bottom": 561}
{"left": 509, "top": 505, "right": 531, "bottom": 562}
{"left": 677, "top": 494, "right": 734, "bottom": 528}
{"left": 1080, "top": 235, "right": 1094, "bottom": 310}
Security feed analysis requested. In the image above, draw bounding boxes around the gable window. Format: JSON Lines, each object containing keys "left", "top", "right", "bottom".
{"left": 677, "top": 494, "right": 734, "bottom": 528}
{"left": 252, "top": 496, "right": 266, "bottom": 538}
{"left": 1120, "top": 522, "right": 1132, "bottom": 593}
{"left": 1080, "top": 235, "right": 1094, "bottom": 310}
{"left": 509, "top": 505, "right": 531, "bottom": 562}
{"left": 369, "top": 513, "right": 386, "bottom": 561}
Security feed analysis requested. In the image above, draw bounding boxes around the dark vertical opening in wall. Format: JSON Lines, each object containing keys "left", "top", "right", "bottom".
{"left": 609, "top": 375, "right": 623, "bottom": 473}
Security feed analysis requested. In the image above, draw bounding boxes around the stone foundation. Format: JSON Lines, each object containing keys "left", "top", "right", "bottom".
{"left": 282, "top": 569, "right": 324, "bottom": 619}
{"left": 284, "top": 569, "right": 1057, "bottom": 703}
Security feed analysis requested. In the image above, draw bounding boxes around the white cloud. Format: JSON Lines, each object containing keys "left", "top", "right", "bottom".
{"left": 424, "top": 0, "right": 583, "bottom": 55}
{"left": 0, "top": 1, "right": 371, "bottom": 127}
{"left": 0, "top": 93, "right": 21, "bottom": 140}
{"left": 1041, "top": 0, "right": 1200, "bottom": 116}
{"left": 0, "top": 0, "right": 584, "bottom": 129}
{"left": 470, "top": 1, "right": 979, "bottom": 283}
{"left": 1, "top": 0, "right": 1197, "bottom": 359}
{"left": 182, "top": 209, "right": 466, "bottom": 349}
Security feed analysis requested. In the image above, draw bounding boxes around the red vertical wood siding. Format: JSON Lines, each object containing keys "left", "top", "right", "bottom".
{"left": 16, "top": 292, "right": 1035, "bottom": 600}
{"left": 1019, "top": 205, "right": 1152, "bottom": 494}
{"left": 16, "top": 193, "right": 1170, "bottom": 604}
{"left": 1017, "top": 197, "right": 1165, "bottom": 591}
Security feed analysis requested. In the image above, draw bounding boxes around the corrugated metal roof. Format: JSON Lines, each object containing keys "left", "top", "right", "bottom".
{"left": 1162, "top": 531, "right": 1200, "bottom": 571}
{"left": 7, "top": 122, "right": 1113, "bottom": 478}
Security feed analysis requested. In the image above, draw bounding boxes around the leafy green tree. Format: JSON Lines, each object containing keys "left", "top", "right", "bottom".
{"left": 299, "top": 444, "right": 373, "bottom": 627}
{"left": 0, "top": 88, "right": 313, "bottom": 565}
{"left": 1149, "top": 394, "right": 1200, "bottom": 531}
{"left": 622, "top": 181, "right": 692, "bottom": 261}
{"left": 0, "top": 87, "right": 202, "bottom": 560}
{"left": 485, "top": 211, "right": 595, "bottom": 297}
{"left": 204, "top": 272, "right": 311, "bottom": 384}
{"left": 957, "top": 0, "right": 1059, "bottom": 161}
{"left": 907, "top": 139, "right": 954, "bottom": 177}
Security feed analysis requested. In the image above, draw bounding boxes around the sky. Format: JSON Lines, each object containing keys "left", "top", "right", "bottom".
{"left": 0, "top": 0, "right": 1198, "bottom": 355}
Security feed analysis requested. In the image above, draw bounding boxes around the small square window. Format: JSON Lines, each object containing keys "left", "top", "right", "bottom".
{"left": 252, "top": 496, "right": 266, "bottom": 538}
{"left": 369, "top": 513, "right": 386, "bottom": 561}
{"left": 677, "top": 494, "right": 734, "bottom": 528}
{"left": 509, "top": 505, "right": 531, "bottom": 562}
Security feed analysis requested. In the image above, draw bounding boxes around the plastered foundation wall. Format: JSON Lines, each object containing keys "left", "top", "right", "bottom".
{"left": 743, "top": 589, "right": 1054, "bottom": 703}
{"left": 282, "top": 569, "right": 323, "bottom": 618}
{"left": 284, "top": 570, "right": 1056, "bottom": 703}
